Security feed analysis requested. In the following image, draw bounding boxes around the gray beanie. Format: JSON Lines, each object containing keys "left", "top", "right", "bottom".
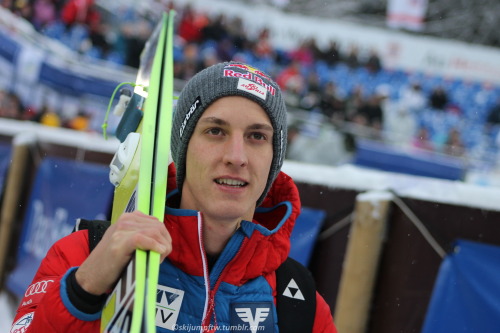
{"left": 171, "top": 61, "right": 288, "bottom": 206}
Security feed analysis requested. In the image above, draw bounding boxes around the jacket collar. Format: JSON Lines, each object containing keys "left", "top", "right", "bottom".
{"left": 164, "top": 164, "right": 301, "bottom": 283}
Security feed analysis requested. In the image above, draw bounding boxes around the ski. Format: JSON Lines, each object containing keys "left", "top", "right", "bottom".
{"left": 101, "top": 10, "right": 175, "bottom": 333}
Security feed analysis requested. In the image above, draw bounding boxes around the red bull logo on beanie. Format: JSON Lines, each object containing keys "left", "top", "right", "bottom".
{"left": 223, "top": 65, "right": 276, "bottom": 96}
{"left": 223, "top": 69, "right": 253, "bottom": 80}
{"left": 224, "top": 69, "right": 276, "bottom": 96}
{"left": 224, "top": 63, "right": 271, "bottom": 80}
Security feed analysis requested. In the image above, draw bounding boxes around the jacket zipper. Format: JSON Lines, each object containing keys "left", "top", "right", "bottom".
{"left": 196, "top": 212, "right": 214, "bottom": 332}
{"left": 197, "top": 212, "right": 247, "bottom": 332}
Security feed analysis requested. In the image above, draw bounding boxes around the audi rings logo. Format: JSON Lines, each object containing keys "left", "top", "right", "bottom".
{"left": 25, "top": 280, "right": 54, "bottom": 297}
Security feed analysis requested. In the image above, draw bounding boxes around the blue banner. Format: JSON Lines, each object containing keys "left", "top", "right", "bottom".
{"left": 0, "top": 32, "right": 20, "bottom": 63}
{"left": 0, "top": 142, "right": 11, "bottom": 194}
{"left": 38, "top": 61, "right": 119, "bottom": 98}
{"left": 422, "top": 239, "right": 500, "bottom": 333}
{"left": 7, "top": 157, "right": 114, "bottom": 297}
{"left": 289, "top": 207, "right": 326, "bottom": 266}
{"left": 354, "top": 139, "right": 465, "bottom": 181}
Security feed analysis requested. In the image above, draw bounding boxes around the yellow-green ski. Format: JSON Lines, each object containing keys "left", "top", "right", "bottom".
{"left": 144, "top": 9, "right": 175, "bottom": 333}
{"left": 101, "top": 10, "right": 175, "bottom": 333}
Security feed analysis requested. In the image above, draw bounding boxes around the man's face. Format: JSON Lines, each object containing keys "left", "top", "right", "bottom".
{"left": 181, "top": 96, "right": 273, "bottom": 224}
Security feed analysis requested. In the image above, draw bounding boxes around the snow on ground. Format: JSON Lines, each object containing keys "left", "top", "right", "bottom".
{"left": 283, "top": 160, "right": 500, "bottom": 212}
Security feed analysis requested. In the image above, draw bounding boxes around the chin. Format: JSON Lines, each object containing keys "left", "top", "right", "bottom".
{"left": 210, "top": 203, "right": 254, "bottom": 222}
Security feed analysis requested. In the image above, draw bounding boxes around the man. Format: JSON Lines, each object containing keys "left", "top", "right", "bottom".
{"left": 11, "top": 62, "right": 337, "bottom": 332}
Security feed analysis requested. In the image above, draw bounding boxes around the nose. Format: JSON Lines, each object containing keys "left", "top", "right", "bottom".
{"left": 222, "top": 135, "right": 248, "bottom": 167}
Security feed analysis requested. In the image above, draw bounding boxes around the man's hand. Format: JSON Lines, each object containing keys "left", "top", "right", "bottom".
{"left": 75, "top": 211, "right": 172, "bottom": 295}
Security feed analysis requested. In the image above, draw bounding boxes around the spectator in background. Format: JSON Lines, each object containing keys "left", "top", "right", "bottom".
{"left": 201, "top": 13, "right": 228, "bottom": 43}
{"left": 356, "top": 92, "right": 385, "bottom": 132}
{"left": 177, "top": 4, "right": 205, "bottom": 43}
{"left": 289, "top": 38, "right": 315, "bottom": 69}
{"left": 412, "top": 127, "right": 434, "bottom": 151}
{"left": 61, "top": 0, "right": 100, "bottom": 30}
{"left": 276, "top": 60, "right": 305, "bottom": 108}
{"left": 215, "top": 37, "right": 234, "bottom": 62}
{"left": 60, "top": 0, "right": 112, "bottom": 58}
{"left": 486, "top": 97, "right": 500, "bottom": 126}
{"left": 285, "top": 122, "right": 301, "bottom": 160}
{"left": 0, "top": 91, "right": 23, "bottom": 120}
{"left": 253, "top": 27, "right": 275, "bottom": 60}
{"left": 276, "top": 60, "right": 303, "bottom": 91}
{"left": 175, "top": 42, "right": 202, "bottom": 80}
{"left": 299, "top": 90, "right": 320, "bottom": 112}
{"left": 225, "top": 17, "right": 247, "bottom": 53}
{"left": 304, "top": 70, "right": 321, "bottom": 95}
{"left": 298, "top": 70, "right": 322, "bottom": 110}
{"left": 120, "top": 16, "right": 152, "bottom": 68}
{"left": 4, "top": 0, "right": 33, "bottom": 21}
{"left": 429, "top": 86, "right": 449, "bottom": 110}
{"left": 345, "top": 44, "right": 360, "bottom": 69}
{"left": 88, "top": 20, "right": 111, "bottom": 58}
{"left": 32, "top": 0, "right": 57, "bottom": 30}
{"left": 381, "top": 84, "right": 417, "bottom": 146}
{"left": 198, "top": 47, "right": 220, "bottom": 71}
{"left": 308, "top": 38, "right": 325, "bottom": 64}
{"left": 319, "top": 81, "right": 345, "bottom": 122}
{"left": 282, "top": 84, "right": 303, "bottom": 108}
{"left": 65, "top": 111, "right": 90, "bottom": 131}
{"left": 344, "top": 85, "right": 365, "bottom": 121}
{"left": 399, "top": 81, "right": 426, "bottom": 115}
{"left": 443, "top": 127, "right": 465, "bottom": 157}
{"left": 485, "top": 97, "right": 500, "bottom": 144}
{"left": 33, "top": 105, "right": 61, "bottom": 127}
{"left": 323, "top": 40, "right": 341, "bottom": 67}
{"left": 365, "top": 49, "right": 382, "bottom": 73}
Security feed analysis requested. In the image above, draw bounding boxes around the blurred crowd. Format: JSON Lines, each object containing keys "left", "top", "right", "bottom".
{"left": 0, "top": 89, "right": 91, "bottom": 130}
{"left": 1, "top": 0, "right": 500, "bottom": 161}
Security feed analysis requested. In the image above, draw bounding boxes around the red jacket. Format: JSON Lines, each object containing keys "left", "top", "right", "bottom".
{"left": 11, "top": 167, "right": 337, "bottom": 332}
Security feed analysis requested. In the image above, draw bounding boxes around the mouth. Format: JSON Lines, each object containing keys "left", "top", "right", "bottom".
{"left": 214, "top": 178, "right": 248, "bottom": 187}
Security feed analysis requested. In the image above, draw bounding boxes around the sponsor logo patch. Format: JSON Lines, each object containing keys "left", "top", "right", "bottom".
{"left": 155, "top": 284, "right": 185, "bottom": 330}
{"left": 25, "top": 279, "right": 54, "bottom": 297}
{"left": 10, "top": 312, "right": 34, "bottom": 333}
{"left": 230, "top": 302, "right": 274, "bottom": 333}
{"left": 223, "top": 67, "right": 276, "bottom": 96}
{"left": 19, "top": 279, "right": 55, "bottom": 310}
{"left": 237, "top": 79, "right": 267, "bottom": 100}
{"left": 282, "top": 278, "right": 305, "bottom": 300}
{"left": 180, "top": 97, "right": 202, "bottom": 138}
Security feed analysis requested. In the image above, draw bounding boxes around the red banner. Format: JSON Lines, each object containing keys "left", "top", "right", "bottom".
{"left": 387, "top": 0, "right": 428, "bottom": 31}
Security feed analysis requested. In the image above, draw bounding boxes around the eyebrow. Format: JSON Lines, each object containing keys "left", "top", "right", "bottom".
{"left": 199, "top": 117, "right": 274, "bottom": 132}
{"left": 199, "top": 117, "right": 227, "bottom": 126}
{"left": 248, "top": 123, "right": 274, "bottom": 132}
